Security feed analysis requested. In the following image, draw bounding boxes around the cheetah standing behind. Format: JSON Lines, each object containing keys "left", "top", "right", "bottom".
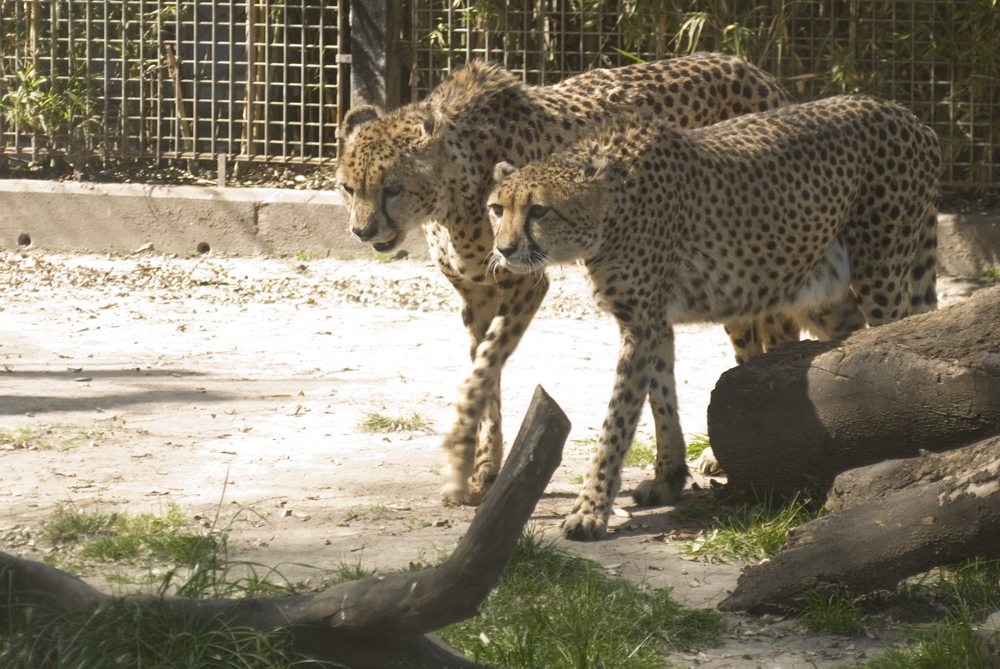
{"left": 336, "top": 53, "right": 862, "bottom": 507}
{"left": 489, "top": 95, "right": 941, "bottom": 540}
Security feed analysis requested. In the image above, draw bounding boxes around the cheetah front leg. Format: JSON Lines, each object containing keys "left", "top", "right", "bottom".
{"left": 441, "top": 273, "right": 550, "bottom": 506}
{"left": 633, "top": 325, "right": 689, "bottom": 506}
{"left": 563, "top": 324, "right": 657, "bottom": 541}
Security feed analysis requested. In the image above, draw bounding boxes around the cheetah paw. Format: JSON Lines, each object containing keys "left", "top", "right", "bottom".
{"left": 440, "top": 482, "right": 471, "bottom": 507}
{"left": 561, "top": 511, "right": 608, "bottom": 542}
{"left": 632, "top": 477, "right": 684, "bottom": 507}
{"left": 464, "top": 471, "right": 498, "bottom": 506}
{"left": 694, "top": 447, "right": 724, "bottom": 476}
{"left": 461, "top": 488, "right": 487, "bottom": 506}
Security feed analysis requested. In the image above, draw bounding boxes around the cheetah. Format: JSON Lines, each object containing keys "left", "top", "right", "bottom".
{"left": 336, "top": 54, "right": 862, "bottom": 506}
{"left": 488, "top": 95, "right": 941, "bottom": 540}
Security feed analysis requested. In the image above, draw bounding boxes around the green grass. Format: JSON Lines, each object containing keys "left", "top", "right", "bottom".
{"left": 439, "top": 530, "right": 725, "bottom": 669}
{"left": 0, "top": 597, "right": 327, "bottom": 669}
{"left": 801, "top": 556, "right": 1000, "bottom": 637}
{"left": 799, "top": 585, "right": 864, "bottom": 635}
{"left": 849, "top": 607, "right": 990, "bottom": 669}
{"left": 685, "top": 433, "right": 711, "bottom": 460}
{"left": 8, "top": 509, "right": 727, "bottom": 669}
{"left": 294, "top": 249, "right": 310, "bottom": 261}
{"left": 359, "top": 411, "right": 427, "bottom": 433}
{"left": 2, "top": 504, "right": 326, "bottom": 668}
{"left": 985, "top": 267, "right": 1000, "bottom": 283}
{"left": 317, "top": 558, "right": 381, "bottom": 589}
{"left": 670, "top": 494, "right": 825, "bottom": 563}
{"left": 0, "top": 426, "right": 47, "bottom": 450}
{"left": 43, "top": 504, "right": 219, "bottom": 566}
{"left": 624, "top": 440, "right": 655, "bottom": 467}
{"left": 570, "top": 434, "right": 710, "bottom": 463}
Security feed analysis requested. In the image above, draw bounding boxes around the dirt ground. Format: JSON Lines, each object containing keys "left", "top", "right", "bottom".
{"left": 0, "top": 249, "right": 984, "bottom": 668}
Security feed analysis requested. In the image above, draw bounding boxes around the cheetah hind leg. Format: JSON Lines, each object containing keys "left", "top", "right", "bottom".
{"left": 464, "top": 391, "right": 503, "bottom": 505}
{"left": 722, "top": 317, "right": 765, "bottom": 365}
{"left": 801, "top": 291, "right": 868, "bottom": 340}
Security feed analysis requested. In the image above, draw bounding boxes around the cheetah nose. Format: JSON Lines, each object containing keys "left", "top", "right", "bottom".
{"left": 351, "top": 225, "right": 375, "bottom": 241}
{"left": 495, "top": 242, "right": 518, "bottom": 259}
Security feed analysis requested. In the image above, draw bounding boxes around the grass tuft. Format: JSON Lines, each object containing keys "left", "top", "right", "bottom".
{"left": 625, "top": 440, "right": 656, "bottom": 467}
{"left": 43, "top": 504, "right": 218, "bottom": 566}
{"left": 854, "top": 606, "right": 989, "bottom": 669}
{"left": 671, "top": 494, "right": 824, "bottom": 563}
{"left": 984, "top": 267, "right": 999, "bottom": 283}
{"left": 799, "top": 585, "right": 864, "bottom": 635}
{"left": 440, "top": 530, "right": 725, "bottom": 669}
{"left": 685, "top": 433, "right": 711, "bottom": 460}
{"left": 2, "top": 503, "right": 326, "bottom": 668}
{"left": 0, "top": 426, "right": 47, "bottom": 450}
{"left": 359, "top": 411, "right": 427, "bottom": 433}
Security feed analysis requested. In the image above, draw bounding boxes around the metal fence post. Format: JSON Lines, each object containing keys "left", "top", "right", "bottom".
{"left": 350, "top": 0, "right": 401, "bottom": 111}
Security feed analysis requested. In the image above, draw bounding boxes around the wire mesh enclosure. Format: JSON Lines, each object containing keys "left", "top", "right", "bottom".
{"left": 405, "top": 0, "right": 999, "bottom": 190}
{"left": 0, "top": 0, "right": 347, "bottom": 166}
{"left": 1, "top": 1, "right": 997, "bottom": 189}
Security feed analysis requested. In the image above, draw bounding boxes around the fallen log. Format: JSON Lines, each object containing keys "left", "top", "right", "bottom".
{"left": 1, "top": 385, "right": 571, "bottom": 669}
{"left": 708, "top": 285, "right": 1000, "bottom": 497}
{"left": 719, "top": 434, "right": 1000, "bottom": 614}
{"left": 827, "top": 435, "right": 1000, "bottom": 513}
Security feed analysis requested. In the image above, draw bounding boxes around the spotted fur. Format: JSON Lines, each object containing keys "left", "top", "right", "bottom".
{"left": 489, "top": 95, "right": 941, "bottom": 540}
{"left": 335, "top": 54, "right": 859, "bottom": 506}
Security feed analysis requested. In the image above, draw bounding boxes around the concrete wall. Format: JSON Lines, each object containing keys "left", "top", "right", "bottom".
{"left": 1, "top": 180, "right": 997, "bottom": 279}
{"left": 0, "top": 180, "right": 430, "bottom": 258}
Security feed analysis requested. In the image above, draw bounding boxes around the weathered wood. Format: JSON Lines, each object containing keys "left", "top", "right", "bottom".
{"left": 719, "top": 435, "right": 1000, "bottom": 614}
{"left": 1, "top": 386, "right": 571, "bottom": 669}
{"left": 826, "top": 435, "right": 1000, "bottom": 513}
{"left": 709, "top": 285, "right": 1000, "bottom": 497}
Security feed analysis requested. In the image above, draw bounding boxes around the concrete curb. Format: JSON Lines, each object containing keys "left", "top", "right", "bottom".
{"left": 0, "top": 179, "right": 430, "bottom": 258}
{"left": 1, "top": 180, "right": 998, "bottom": 278}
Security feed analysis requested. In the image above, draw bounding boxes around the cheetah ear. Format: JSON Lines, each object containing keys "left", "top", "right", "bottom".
{"left": 582, "top": 155, "right": 609, "bottom": 180}
{"left": 493, "top": 161, "right": 519, "bottom": 183}
{"left": 417, "top": 110, "right": 445, "bottom": 140}
{"left": 342, "top": 105, "right": 383, "bottom": 140}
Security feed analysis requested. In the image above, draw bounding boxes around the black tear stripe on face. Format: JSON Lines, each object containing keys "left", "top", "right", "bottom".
{"left": 380, "top": 187, "right": 401, "bottom": 231}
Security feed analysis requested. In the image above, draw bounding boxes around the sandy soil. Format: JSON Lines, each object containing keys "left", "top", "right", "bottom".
{"left": 0, "top": 249, "right": 983, "bottom": 668}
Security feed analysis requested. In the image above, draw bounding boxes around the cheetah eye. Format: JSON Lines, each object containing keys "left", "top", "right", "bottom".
{"left": 488, "top": 203, "right": 504, "bottom": 218}
{"left": 341, "top": 184, "right": 354, "bottom": 197}
{"left": 528, "top": 204, "right": 550, "bottom": 220}
{"left": 384, "top": 184, "right": 402, "bottom": 197}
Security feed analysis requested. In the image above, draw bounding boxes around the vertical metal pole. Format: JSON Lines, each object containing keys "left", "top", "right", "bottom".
{"left": 120, "top": 0, "right": 127, "bottom": 157}
{"left": 349, "top": 0, "right": 400, "bottom": 110}
{"left": 156, "top": 0, "right": 164, "bottom": 162}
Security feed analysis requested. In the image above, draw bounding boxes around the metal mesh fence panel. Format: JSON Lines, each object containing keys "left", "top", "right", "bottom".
{"left": 0, "top": 0, "right": 346, "bottom": 166}
{"left": 406, "top": 0, "right": 999, "bottom": 190}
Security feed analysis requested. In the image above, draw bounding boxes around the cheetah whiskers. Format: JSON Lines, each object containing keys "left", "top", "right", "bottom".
{"left": 486, "top": 252, "right": 505, "bottom": 283}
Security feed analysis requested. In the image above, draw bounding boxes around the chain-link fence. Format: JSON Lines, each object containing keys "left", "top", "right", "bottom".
{"left": 0, "top": 0, "right": 347, "bottom": 166}
{"left": 406, "top": 0, "right": 999, "bottom": 190}
{"left": 2, "top": 1, "right": 997, "bottom": 189}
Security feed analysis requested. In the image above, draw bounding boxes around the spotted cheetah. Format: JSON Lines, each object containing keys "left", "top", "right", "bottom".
{"left": 488, "top": 95, "right": 941, "bottom": 540}
{"left": 336, "top": 54, "right": 862, "bottom": 506}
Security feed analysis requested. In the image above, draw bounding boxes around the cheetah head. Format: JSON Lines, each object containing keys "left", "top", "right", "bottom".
{"left": 336, "top": 104, "right": 448, "bottom": 253}
{"left": 488, "top": 159, "right": 610, "bottom": 273}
